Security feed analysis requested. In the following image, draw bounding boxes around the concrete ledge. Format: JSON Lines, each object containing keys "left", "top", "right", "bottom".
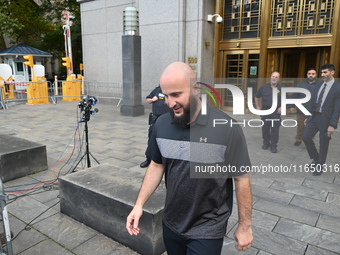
{"left": 0, "top": 134, "right": 48, "bottom": 182}
{"left": 59, "top": 163, "right": 166, "bottom": 255}
{"left": 120, "top": 105, "right": 145, "bottom": 117}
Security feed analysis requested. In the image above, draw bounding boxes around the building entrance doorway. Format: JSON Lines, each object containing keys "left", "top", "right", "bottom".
{"left": 279, "top": 47, "right": 322, "bottom": 87}
{"left": 218, "top": 47, "right": 330, "bottom": 111}
{"left": 221, "top": 50, "right": 259, "bottom": 111}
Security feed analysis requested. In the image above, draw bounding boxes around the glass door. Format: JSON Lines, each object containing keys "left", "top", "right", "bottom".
{"left": 222, "top": 51, "right": 244, "bottom": 110}
{"left": 221, "top": 50, "right": 259, "bottom": 111}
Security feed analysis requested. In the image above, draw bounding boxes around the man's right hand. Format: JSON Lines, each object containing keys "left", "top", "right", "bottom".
{"left": 126, "top": 161, "right": 164, "bottom": 236}
{"left": 126, "top": 206, "right": 143, "bottom": 235}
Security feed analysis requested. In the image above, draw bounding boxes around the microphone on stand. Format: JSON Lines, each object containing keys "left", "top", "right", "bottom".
{"left": 91, "top": 108, "right": 99, "bottom": 115}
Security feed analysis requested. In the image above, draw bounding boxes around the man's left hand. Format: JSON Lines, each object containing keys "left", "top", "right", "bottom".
{"left": 277, "top": 107, "right": 281, "bottom": 114}
{"left": 327, "top": 126, "right": 335, "bottom": 137}
{"left": 234, "top": 224, "right": 253, "bottom": 251}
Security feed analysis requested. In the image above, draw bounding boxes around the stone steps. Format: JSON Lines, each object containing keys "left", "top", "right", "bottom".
{"left": 0, "top": 134, "right": 48, "bottom": 182}
{"left": 59, "top": 163, "right": 166, "bottom": 255}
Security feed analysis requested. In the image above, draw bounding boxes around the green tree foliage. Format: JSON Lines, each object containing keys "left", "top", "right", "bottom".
{"left": 1, "top": 0, "right": 53, "bottom": 45}
{"left": 0, "top": 0, "right": 82, "bottom": 74}
{"left": 40, "top": 0, "right": 82, "bottom": 74}
{"left": 0, "top": 0, "right": 24, "bottom": 38}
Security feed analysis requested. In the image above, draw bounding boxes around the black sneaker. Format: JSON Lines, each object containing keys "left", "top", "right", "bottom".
{"left": 294, "top": 141, "right": 302, "bottom": 146}
{"left": 310, "top": 160, "right": 323, "bottom": 176}
{"left": 271, "top": 147, "right": 277, "bottom": 153}
{"left": 262, "top": 144, "right": 270, "bottom": 150}
{"left": 140, "top": 160, "right": 150, "bottom": 168}
{"left": 313, "top": 170, "right": 322, "bottom": 176}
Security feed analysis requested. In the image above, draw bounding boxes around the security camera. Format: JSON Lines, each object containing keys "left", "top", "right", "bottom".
{"left": 216, "top": 16, "right": 223, "bottom": 24}
{"left": 207, "top": 14, "right": 223, "bottom": 24}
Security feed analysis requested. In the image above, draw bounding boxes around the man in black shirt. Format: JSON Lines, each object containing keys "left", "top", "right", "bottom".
{"left": 140, "top": 85, "right": 167, "bottom": 168}
{"left": 255, "top": 72, "right": 282, "bottom": 153}
{"left": 289, "top": 69, "right": 318, "bottom": 146}
{"left": 127, "top": 62, "right": 253, "bottom": 254}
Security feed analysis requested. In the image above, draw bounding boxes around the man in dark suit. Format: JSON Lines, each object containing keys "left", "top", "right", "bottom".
{"left": 302, "top": 64, "right": 340, "bottom": 176}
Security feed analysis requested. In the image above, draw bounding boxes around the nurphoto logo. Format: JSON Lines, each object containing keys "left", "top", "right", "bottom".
{"left": 197, "top": 82, "right": 222, "bottom": 115}
{"left": 198, "top": 81, "right": 312, "bottom": 128}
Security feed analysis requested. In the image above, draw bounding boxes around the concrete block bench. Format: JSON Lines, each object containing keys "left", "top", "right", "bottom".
{"left": 59, "top": 163, "right": 166, "bottom": 255}
{"left": 0, "top": 134, "right": 48, "bottom": 182}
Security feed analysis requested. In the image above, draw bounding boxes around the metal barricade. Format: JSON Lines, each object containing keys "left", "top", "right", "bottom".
{"left": 0, "top": 85, "right": 8, "bottom": 110}
{"left": 83, "top": 80, "right": 122, "bottom": 106}
{"left": 2, "top": 79, "right": 123, "bottom": 108}
{"left": 0, "top": 179, "right": 14, "bottom": 255}
{"left": 53, "top": 79, "right": 83, "bottom": 103}
{"left": 2, "top": 81, "right": 55, "bottom": 109}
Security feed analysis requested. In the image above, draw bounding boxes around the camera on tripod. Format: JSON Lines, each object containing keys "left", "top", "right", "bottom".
{"left": 78, "top": 95, "right": 98, "bottom": 122}
{"left": 72, "top": 95, "right": 100, "bottom": 171}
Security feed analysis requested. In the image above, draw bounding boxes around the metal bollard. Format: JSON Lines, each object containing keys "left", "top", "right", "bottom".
{"left": 0, "top": 86, "right": 5, "bottom": 110}
{"left": 0, "top": 179, "right": 13, "bottom": 255}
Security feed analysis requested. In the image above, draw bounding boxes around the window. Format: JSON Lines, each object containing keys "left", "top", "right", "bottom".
{"left": 15, "top": 62, "right": 25, "bottom": 76}
{"left": 271, "top": 0, "right": 334, "bottom": 37}
{"left": 223, "top": 0, "right": 261, "bottom": 39}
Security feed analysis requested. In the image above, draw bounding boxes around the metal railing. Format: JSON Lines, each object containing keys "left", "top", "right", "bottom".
{"left": 1, "top": 81, "right": 55, "bottom": 109}
{"left": 1, "top": 79, "right": 123, "bottom": 109}
{"left": 83, "top": 80, "right": 122, "bottom": 106}
{"left": 0, "top": 85, "right": 8, "bottom": 110}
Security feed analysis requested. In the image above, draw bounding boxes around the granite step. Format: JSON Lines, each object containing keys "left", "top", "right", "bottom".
{"left": 59, "top": 163, "right": 166, "bottom": 255}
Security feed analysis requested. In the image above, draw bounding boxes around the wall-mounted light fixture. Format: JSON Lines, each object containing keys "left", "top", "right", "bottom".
{"left": 123, "top": 6, "right": 139, "bottom": 35}
{"left": 207, "top": 14, "right": 223, "bottom": 24}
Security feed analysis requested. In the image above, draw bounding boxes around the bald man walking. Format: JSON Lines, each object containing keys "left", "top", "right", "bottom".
{"left": 126, "top": 62, "right": 253, "bottom": 254}
{"left": 255, "top": 72, "right": 282, "bottom": 153}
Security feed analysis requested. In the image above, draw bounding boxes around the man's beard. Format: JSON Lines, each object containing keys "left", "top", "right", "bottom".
{"left": 307, "top": 77, "right": 316, "bottom": 83}
{"left": 169, "top": 95, "right": 198, "bottom": 127}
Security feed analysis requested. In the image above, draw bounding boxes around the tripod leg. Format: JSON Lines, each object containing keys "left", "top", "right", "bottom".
{"left": 71, "top": 152, "right": 87, "bottom": 173}
{"left": 89, "top": 152, "right": 100, "bottom": 165}
{"left": 73, "top": 108, "right": 99, "bottom": 171}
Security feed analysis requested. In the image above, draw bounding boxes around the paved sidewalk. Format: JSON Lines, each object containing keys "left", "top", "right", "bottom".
{"left": 1, "top": 100, "right": 340, "bottom": 255}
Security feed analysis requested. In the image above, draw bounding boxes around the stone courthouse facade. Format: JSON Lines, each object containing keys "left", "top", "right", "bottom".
{"left": 78, "top": 0, "right": 340, "bottom": 111}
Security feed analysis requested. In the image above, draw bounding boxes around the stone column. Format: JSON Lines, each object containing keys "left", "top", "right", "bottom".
{"left": 120, "top": 35, "right": 144, "bottom": 117}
